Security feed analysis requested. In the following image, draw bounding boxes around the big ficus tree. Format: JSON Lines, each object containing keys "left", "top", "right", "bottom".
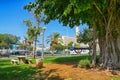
{"left": 25, "top": 0, "right": 120, "bottom": 69}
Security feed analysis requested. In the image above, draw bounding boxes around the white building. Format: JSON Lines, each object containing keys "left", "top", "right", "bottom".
{"left": 60, "top": 36, "right": 77, "bottom": 46}
{"left": 76, "top": 26, "right": 80, "bottom": 36}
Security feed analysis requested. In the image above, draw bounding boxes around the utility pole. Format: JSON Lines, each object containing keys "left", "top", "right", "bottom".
{"left": 41, "top": 27, "right": 46, "bottom": 59}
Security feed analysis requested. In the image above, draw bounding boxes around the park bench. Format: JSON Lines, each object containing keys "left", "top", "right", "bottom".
{"left": 17, "top": 56, "right": 32, "bottom": 64}
{"left": 11, "top": 59, "right": 32, "bottom": 64}
{"left": 11, "top": 59, "right": 19, "bottom": 64}
{"left": 27, "top": 59, "right": 33, "bottom": 64}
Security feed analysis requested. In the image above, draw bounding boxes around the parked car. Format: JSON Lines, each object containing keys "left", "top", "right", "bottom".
{"left": 70, "top": 50, "right": 77, "bottom": 55}
{"left": 35, "top": 50, "right": 42, "bottom": 56}
{"left": 10, "top": 50, "right": 28, "bottom": 55}
{"left": 80, "top": 50, "right": 89, "bottom": 54}
{"left": 0, "top": 50, "right": 10, "bottom": 57}
{"left": 64, "top": 50, "right": 70, "bottom": 54}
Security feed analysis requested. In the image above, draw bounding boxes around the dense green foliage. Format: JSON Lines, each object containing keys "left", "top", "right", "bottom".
{"left": 77, "top": 28, "right": 93, "bottom": 49}
{"left": 25, "top": 0, "right": 103, "bottom": 27}
{"left": 51, "top": 43, "right": 65, "bottom": 51}
{"left": 80, "top": 28, "right": 93, "bottom": 44}
{"left": 0, "top": 34, "right": 18, "bottom": 49}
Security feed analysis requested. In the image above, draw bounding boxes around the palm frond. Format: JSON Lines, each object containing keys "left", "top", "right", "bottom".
{"left": 23, "top": 20, "right": 32, "bottom": 27}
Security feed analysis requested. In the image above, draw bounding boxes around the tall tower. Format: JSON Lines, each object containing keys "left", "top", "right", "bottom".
{"left": 76, "top": 26, "right": 80, "bottom": 37}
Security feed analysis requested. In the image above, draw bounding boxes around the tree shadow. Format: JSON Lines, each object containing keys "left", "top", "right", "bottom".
{"left": 51, "top": 55, "right": 92, "bottom": 66}
{"left": 0, "top": 59, "right": 11, "bottom": 66}
{"left": 37, "top": 69, "right": 63, "bottom": 80}
{"left": 0, "top": 64, "right": 42, "bottom": 80}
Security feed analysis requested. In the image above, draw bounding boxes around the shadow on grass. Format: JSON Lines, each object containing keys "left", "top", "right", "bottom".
{"left": 0, "top": 59, "right": 11, "bottom": 66}
{"left": 44, "top": 55, "right": 92, "bottom": 64}
{"left": 0, "top": 59, "right": 42, "bottom": 80}
{"left": 38, "top": 69, "right": 63, "bottom": 80}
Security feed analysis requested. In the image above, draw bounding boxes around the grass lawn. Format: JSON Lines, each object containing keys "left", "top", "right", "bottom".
{"left": 44, "top": 55, "right": 92, "bottom": 63}
{"left": 0, "top": 55, "right": 92, "bottom": 80}
{"left": 0, "top": 55, "right": 120, "bottom": 80}
{"left": 0, "top": 59, "right": 41, "bottom": 80}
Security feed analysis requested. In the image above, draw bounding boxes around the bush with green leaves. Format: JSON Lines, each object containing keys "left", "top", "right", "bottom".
{"left": 78, "top": 59, "right": 90, "bottom": 68}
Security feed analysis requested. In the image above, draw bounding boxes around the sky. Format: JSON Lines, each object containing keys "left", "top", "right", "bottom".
{"left": 0, "top": 0, "right": 88, "bottom": 46}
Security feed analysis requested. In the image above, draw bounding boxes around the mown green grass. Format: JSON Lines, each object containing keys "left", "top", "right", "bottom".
{"left": 43, "top": 55, "right": 92, "bottom": 63}
{"left": 111, "top": 76, "right": 120, "bottom": 80}
{"left": 0, "top": 59, "right": 41, "bottom": 80}
{"left": 1, "top": 55, "right": 120, "bottom": 80}
{"left": 0, "top": 55, "right": 92, "bottom": 80}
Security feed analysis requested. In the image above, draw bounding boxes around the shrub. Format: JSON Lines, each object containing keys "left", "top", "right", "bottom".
{"left": 78, "top": 59, "right": 90, "bottom": 68}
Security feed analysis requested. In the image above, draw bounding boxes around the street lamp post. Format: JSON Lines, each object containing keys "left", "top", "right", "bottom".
{"left": 41, "top": 27, "right": 46, "bottom": 59}
{"left": 66, "top": 27, "right": 69, "bottom": 55}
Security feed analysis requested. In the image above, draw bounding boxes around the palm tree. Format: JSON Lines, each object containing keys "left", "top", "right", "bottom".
{"left": 46, "top": 32, "right": 62, "bottom": 54}
{"left": 24, "top": 2, "right": 46, "bottom": 58}
{"left": 23, "top": 20, "right": 42, "bottom": 58}
{"left": 46, "top": 32, "right": 61, "bottom": 45}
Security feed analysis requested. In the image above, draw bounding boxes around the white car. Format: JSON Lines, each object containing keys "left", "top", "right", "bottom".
{"left": 70, "top": 50, "right": 77, "bottom": 55}
{"left": 80, "top": 50, "right": 89, "bottom": 54}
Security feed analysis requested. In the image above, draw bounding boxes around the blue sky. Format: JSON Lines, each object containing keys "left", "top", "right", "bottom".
{"left": 0, "top": 0, "right": 88, "bottom": 46}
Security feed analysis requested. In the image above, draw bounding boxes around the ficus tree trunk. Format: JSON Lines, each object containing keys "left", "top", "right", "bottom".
{"left": 100, "top": 38, "right": 120, "bottom": 69}
{"left": 98, "top": 29, "right": 120, "bottom": 69}
{"left": 98, "top": 36, "right": 106, "bottom": 64}
{"left": 99, "top": 10, "right": 120, "bottom": 69}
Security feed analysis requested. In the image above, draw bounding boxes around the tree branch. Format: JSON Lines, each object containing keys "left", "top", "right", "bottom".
{"left": 93, "top": 2, "right": 107, "bottom": 26}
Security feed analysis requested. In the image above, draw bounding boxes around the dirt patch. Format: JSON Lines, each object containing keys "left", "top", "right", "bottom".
{"left": 32, "top": 63, "right": 120, "bottom": 80}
